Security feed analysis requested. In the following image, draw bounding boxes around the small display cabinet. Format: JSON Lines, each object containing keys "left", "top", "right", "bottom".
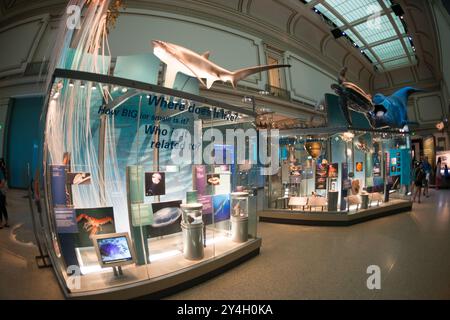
{"left": 180, "top": 203, "right": 204, "bottom": 260}
{"left": 230, "top": 192, "right": 249, "bottom": 243}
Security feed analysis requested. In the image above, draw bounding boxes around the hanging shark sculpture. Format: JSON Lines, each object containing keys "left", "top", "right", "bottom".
{"left": 152, "top": 40, "right": 291, "bottom": 89}
{"left": 332, "top": 67, "right": 422, "bottom": 130}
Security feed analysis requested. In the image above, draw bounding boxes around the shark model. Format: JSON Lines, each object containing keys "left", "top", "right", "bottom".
{"left": 152, "top": 40, "right": 291, "bottom": 89}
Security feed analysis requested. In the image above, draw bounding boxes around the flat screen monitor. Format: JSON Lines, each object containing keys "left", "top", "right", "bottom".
{"left": 92, "top": 232, "right": 136, "bottom": 268}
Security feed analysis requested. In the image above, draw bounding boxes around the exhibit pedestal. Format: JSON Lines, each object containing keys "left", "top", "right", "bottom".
{"left": 113, "top": 266, "right": 123, "bottom": 277}
{"left": 361, "top": 194, "right": 369, "bottom": 209}
{"left": 181, "top": 222, "right": 204, "bottom": 260}
{"left": 231, "top": 216, "right": 248, "bottom": 243}
{"left": 328, "top": 191, "right": 339, "bottom": 211}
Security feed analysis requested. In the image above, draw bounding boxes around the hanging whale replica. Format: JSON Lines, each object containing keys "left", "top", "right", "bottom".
{"left": 152, "top": 40, "right": 291, "bottom": 89}
{"left": 331, "top": 67, "right": 422, "bottom": 130}
{"left": 331, "top": 67, "right": 374, "bottom": 126}
{"left": 370, "top": 87, "right": 422, "bottom": 130}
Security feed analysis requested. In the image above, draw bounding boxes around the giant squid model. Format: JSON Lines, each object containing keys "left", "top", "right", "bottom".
{"left": 331, "top": 67, "right": 422, "bottom": 131}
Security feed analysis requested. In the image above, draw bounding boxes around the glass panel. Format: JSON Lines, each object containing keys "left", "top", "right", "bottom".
{"left": 344, "top": 29, "right": 364, "bottom": 47}
{"left": 267, "top": 129, "right": 412, "bottom": 214}
{"left": 371, "top": 39, "right": 405, "bottom": 61}
{"left": 391, "top": 13, "right": 406, "bottom": 34}
{"left": 315, "top": 4, "right": 345, "bottom": 27}
{"left": 353, "top": 14, "right": 397, "bottom": 44}
{"left": 43, "top": 73, "right": 258, "bottom": 294}
{"left": 382, "top": 56, "right": 410, "bottom": 69}
{"left": 363, "top": 49, "right": 378, "bottom": 63}
{"left": 326, "top": 0, "right": 382, "bottom": 23}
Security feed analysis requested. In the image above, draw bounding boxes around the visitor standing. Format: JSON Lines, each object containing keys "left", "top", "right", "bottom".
{"left": 435, "top": 157, "right": 442, "bottom": 190}
{"left": 413, "top": 161, "right": 425, "bottom": 203}
{"left": 422, "top": 157, "right": 431, "bottom": 197}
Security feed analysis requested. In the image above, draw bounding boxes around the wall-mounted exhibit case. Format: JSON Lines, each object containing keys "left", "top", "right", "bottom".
{"left": 40, "top": 69, "right": 262, "bottom": 298}
{"left": 260, "top": 127, "right": 413, "bottom": 225}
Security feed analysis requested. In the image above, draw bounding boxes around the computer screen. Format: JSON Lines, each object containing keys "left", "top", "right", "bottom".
{"left": 96, "top": 235, "right": 133, "bottom": 265}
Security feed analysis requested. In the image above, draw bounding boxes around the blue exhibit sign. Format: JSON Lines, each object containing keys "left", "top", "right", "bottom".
{"left": 50, "top": 165, "right": 68, "bottom": 206}
{"left": 389, "top": 149, "right": 411, "bottom": 185}
{"left": 55, "top": 207, "right": 78, "bottom": 233}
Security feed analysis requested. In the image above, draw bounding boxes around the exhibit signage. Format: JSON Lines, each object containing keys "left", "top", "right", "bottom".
{"left": 55, "top": 207, "right": 78, "bottom": 233}
{"left": 50, "top": 165, "right": 68, "bottom": 206}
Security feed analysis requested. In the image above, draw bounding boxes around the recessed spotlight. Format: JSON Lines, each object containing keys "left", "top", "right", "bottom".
{"left": 121, "top": 87, "right": 128, "bottom": 93}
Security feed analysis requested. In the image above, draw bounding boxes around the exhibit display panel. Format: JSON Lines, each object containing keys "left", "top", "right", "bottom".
{"left": 261, "top": 126, "right": 413, "bottom": 223}
{"left": 41, "top": 69, "right": 261, "bottom": 297}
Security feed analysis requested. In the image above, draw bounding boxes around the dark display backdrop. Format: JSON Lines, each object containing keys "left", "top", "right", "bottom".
{"left": 75, "top": 207, "right": 116, "bottom": 247}
{"left": 145, "top": 172, "right": 166, "bottom": 196}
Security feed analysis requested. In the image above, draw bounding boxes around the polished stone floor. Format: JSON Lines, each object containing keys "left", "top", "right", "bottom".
{"left": 1, "top": 189, "right": 449, "bottom": 299}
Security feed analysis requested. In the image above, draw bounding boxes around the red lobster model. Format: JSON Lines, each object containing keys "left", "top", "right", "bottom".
{"left": 76, "top": 214, "right": 113, "bottom": 239}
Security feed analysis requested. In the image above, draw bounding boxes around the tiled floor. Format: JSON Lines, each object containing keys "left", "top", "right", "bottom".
{"left": 1, "top": 189, "right": 449, "bottom": 299}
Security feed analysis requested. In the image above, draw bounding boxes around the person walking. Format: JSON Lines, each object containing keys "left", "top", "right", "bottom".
{"left": 407, "top": 157, "right": 416, "bottom": 196}
{"left": 0, "top": 164, "right": 9, "bottom": 229}
{"left": 413, "top": 161, "right": 425, "bottom": 203}
{"left": 435, "top": 157, "right": 442, "bottom": 190}
{"left": 422, "top": 157, "right": 431, "bottom": 197}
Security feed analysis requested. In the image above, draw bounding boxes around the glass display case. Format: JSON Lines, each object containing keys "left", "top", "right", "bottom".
{"left": 230, "top": 192, "right": 249, "bottom": 243}
{"left": 39, "top": 69, "right": 262, "bottom": 297}
{"left": 180, "top": 203, "right": 204, "bottom": 260}
{"left": 181, "top": 203, "right": 203, "bottom": 225}
{"left": 266, "top": 127, "right": 413, "bottom": 215}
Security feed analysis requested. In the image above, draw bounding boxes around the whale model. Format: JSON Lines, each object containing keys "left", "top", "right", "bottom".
{"left": 152, "top": 40, "right": 291, "bottom": 89}
{"left": 331, "top": 67, "right": 374, "bottom": 126}
{"left": 332, "top": 67, "right": 422, "bottom": 130}
{"left": 369, "top": 87, "right": 422, "bottom": 130}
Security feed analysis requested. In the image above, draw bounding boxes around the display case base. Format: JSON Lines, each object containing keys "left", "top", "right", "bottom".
{"left": 67, "top": 238, "right": 261, "bottom": 300}
{"left": 259, "top": 200, "right": 412, "bottom": 226}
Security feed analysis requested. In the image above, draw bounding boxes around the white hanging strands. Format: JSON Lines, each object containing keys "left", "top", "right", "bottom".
{"left": 44, "top": 0, "right": 127, "bottom": 212}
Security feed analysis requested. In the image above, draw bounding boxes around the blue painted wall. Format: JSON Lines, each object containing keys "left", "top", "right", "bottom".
{"left": 7, "top": 96, "right": 43, "bottom": 188}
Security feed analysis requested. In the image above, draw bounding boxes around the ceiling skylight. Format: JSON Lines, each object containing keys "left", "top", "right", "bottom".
{"left": 304, "top": 0, "right": 417, "bottom": 72}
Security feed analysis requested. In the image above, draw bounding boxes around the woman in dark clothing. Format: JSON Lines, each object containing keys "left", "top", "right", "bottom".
{"left": 413, "top": 162, "right": 425, "bottom": 203}
{"left": 435, "top": 157, "right": 442, "bottom": 190}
